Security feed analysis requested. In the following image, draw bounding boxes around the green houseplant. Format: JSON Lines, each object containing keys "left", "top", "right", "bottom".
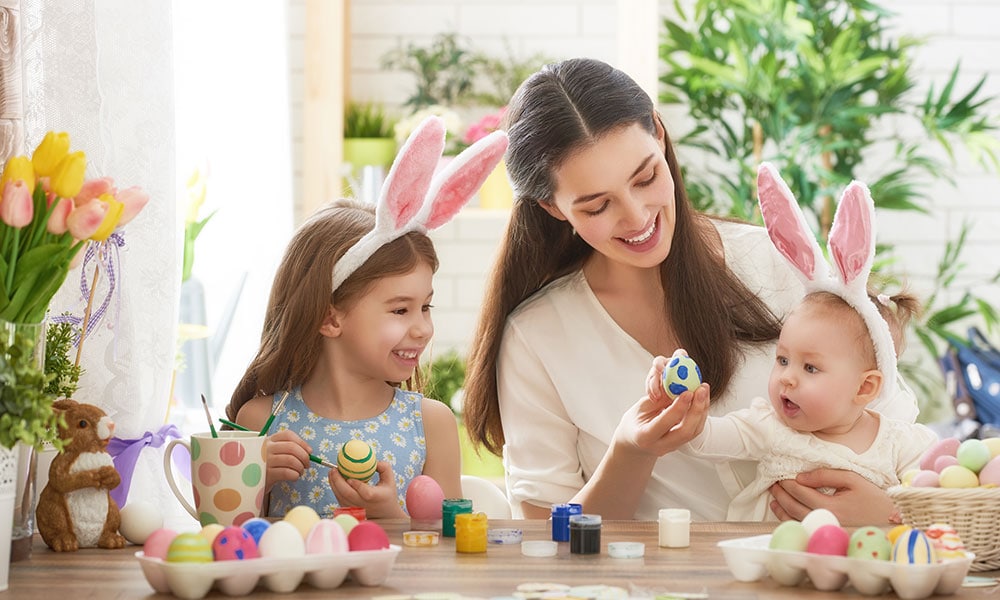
{"left": 343, "top": 101, "right": 398, "bottom": 195}
{"left": 659, "top": 0, "right": 1000, "bottom": 413}
{"left": 381, "top": 33, "right": 479, "bottom": 110}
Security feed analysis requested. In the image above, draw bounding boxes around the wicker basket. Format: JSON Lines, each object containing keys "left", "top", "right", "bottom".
{"left": 888, "top": 485, "right": 1000, "bottom": 571}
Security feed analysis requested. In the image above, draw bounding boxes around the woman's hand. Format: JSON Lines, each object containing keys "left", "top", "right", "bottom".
{"left": 328, "top": 460, "right": 407, "bottom": 519}
{"left": 263, "top": 429, "right": 312, "bottom": 492}
{"left": 769, "top": 468, "right": 897, "bottom": 526}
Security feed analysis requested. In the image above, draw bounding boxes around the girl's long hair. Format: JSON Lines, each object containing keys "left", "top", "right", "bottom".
{"left": 227, "top": 199, "right": 438, "bottom": 420}
{"left": 463, "top": 58, "right": 783, "bottom": 456}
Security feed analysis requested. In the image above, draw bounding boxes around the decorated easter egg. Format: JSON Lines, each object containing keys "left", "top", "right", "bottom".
{"left": 887, "top": 525, "right": 912, "bottom": 546}
{"left": 982, "top": 437, "right": 1000, "bottom": 459}
{"left": 258, "top": 520, "right": 306, "bottom": 559}
{"left": 119, "top": 500, "right": 163, "bottom": 545}
{"left": 919, "top": 438, "right": 960, "bottom": 471}
{"left": 801, "top": 508, "right": 840, "bottom": 536}
{"left": 768, "top": 520, "right": 809, "bottom": 552}
{"left": 199, "top": 523, "right": 225, "bottom": 544}
{"left": 901, "top": 469, "right": 918, "bottom": 486}
{"left": 933, "top": 454, "right": 959, "bottom": 473}
{"left": 241, "top": 517, "right": 271, "bottom": 545}
{"left": 284, "top": 505, "right": 321, "bottom": 539}
{"left": 333, "top": 514, "right": 360, "bottom": 535}
{"left": 661, "top": 355, "right": 702, "bottom": 399}
{"left": 142, "top": 528, "right": 178, "bottom": 560}
{"left": 347, "top": 520, "right": 390, "bottom": 551}
{"left": 305, "top": 519, "right": 349, "bottom": 554}
{"left": 910, "top": 469, "right": 940, "bottom": 488}
{"left": 166, "top": 532, "right": 214, "bottom": 563}
{"left": 806, "top": 524, "right": 849, "bottom": 556}
{"left": 925, "top": 523, "right": 966, "bottom": 560}
{"left": 405, "top": 475, "right": 446, "bottom": 521}
{"left": 957, "top": 439, "right": 992, "bottom": 473}
{"left": 978, "top": 455, "right": 1000, "bottom": 486}
{"left": 212, "top": 525, "right": 260, "bottom": 561}
{"left": 847, "top": 526, "right": 891, "bottom": 561}
{"left": 938, "top": 464, "right": 979, "bottom": 488}
{"left": 337, "top": 440, "right": 377, "bottom": 481}
{"left": 892, "top": 529, "right": 936, "bottom": 564}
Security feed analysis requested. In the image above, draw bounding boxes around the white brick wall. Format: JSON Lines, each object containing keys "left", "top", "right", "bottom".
{"left": 286, "top": 0, "right": 1000, "bottom": 355}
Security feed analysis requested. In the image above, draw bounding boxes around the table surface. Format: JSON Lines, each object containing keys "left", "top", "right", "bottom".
{"left": 7, "top": 520, "right": 999, "bottom": 599}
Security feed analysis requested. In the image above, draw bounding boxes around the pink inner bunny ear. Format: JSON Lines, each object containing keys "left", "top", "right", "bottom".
{"left": 422, "top": 130, "right": 508, "bottom": 230}
{"left": 378, "top": 117, "right": 446, "bottom": 228}
{"left": 829, "top": 181, "right": 874, "bottom": 287}
{"left": 757, "top": 163, "right": 818, "bottom": 281}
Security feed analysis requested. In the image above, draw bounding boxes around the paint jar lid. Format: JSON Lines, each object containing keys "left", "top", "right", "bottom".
{"left": 658, "top": 508, "right": 691, "bottom": 522}
{"left": 487, "top": 528, "right": 523, "bottom": 544}
{"left": 551, "top": 503, "right": 583, "bottom": 516}
{"left": 608, "top": 541, "right": 645, "bottom": 558}
{"left": 569, "top": 514, "right": 602, "bottom": 528}
{"left": 521, "top": 540, "right": 559, "bottom": 557}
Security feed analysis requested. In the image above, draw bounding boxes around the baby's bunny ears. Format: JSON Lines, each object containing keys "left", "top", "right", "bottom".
{"left": 757, "top": 162, "right": 898, "bottom": 405}
{"left": 332, "top": 116, "right": 508, "bottom": 292}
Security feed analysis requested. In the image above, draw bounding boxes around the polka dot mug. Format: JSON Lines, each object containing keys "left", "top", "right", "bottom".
{"left": 164, "top": 431, "right": 268, "bottom": 527}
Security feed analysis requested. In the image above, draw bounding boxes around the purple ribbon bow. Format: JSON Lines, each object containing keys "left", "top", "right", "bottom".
{"left": 108, "top": 424, "right": 188, "bottom": 507}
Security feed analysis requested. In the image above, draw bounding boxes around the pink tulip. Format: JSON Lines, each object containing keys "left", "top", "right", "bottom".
{"left": 75, "top": 177, "right": 115, "bottom": 205}
{"left": 115, "top": 186, "right": 150, "bottom": 226}
{"left": 1, "top": 180, "right": 34, "bottom": 227}
{"left": 66, "top": 197, "right": 107, "bottom": 240}
{"left": 47, "top": 197, "right": 73, "bottom": 235}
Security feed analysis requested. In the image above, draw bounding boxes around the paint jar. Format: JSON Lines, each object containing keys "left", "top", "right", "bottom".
{"left": 551, "top": 502, "right": 582, "bottom": 542}
{"left": 332, "top": 506, "right": 366, "bottom": 521}
{"left": 658, "top": 508, "right": 690, "bottom": 548}
{"left": 455, "top": 512, "right": 488, "bottom": 553}
{"left": 569, "top": 514, "right": 602, "bottom": 555}
{"left": 441, "top": 498, "right": 473, "bottom": 538}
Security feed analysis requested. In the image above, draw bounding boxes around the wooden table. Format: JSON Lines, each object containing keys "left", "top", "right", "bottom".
{"left": 7, "top": 520, "right": 999, "bottom": 598}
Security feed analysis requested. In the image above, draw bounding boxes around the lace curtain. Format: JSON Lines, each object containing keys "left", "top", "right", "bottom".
{"left": 22, "top": 0, "right": 185, "bottom": 525}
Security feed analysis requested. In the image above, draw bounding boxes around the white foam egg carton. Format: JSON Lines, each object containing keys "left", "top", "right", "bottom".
{"left": 136, "top": 545, "right": 402, "bottom": 600}
{"left": 718, "top": 535, "right": 974, "bottom": 600}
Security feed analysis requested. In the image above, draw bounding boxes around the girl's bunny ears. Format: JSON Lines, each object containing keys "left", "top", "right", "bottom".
{"left": 757, "top": 162, "right": 898, "bottom": 405}
{"left": 332, "top": 116, "right": 508, "bottom": 292}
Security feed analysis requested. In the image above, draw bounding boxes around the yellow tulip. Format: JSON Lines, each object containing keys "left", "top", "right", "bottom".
{"left": 51, "top": 151, "right": 87, "bottom": 198}
{"left": 31, "top": 131, "right": 71, "bottom": 177}
{"left": 0, "top": 156, "right": 35, "bottom": 194}
{"left": 90, "top": 194, "right": 124, "bottom": 241}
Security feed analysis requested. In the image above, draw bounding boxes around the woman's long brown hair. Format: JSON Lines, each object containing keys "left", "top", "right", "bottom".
{"left": 463, "top": 58, "right": 783, "bottom": 456}
{"left": 227, "top": 199, "right": 438, "bottom": 420}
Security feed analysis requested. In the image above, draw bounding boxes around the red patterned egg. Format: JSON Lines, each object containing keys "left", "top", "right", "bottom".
{"left": 925, "top": 523, "right": 965, "bottom": 560}
{"left": 305, "top": 519, "right": 349, "bottom": 554}
{"left": 212, "top": 525, "right": 260, "bottom": 561}
{"left": 847, "top": 526, "right": 890, "bottom": 560}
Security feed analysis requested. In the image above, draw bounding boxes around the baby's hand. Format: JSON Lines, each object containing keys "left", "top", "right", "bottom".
{"left": 264, "top": 429, "right": 312, "bottom": 491}
{"left": 328, "top": 461, "right": 407, "bottom": 519}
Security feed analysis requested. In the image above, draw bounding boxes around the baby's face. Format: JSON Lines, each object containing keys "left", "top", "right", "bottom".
{"left": 767, "top": 305, "right": 873, "bottom": 435}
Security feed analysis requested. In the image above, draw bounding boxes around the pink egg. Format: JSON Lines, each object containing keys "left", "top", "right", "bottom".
{"left": 806, "top": 524, "right": 849, "bottom": 556}
{"left": 979, "top": 455, "right": 1000, "bottom": 486}
{"left": 405, "top": 475, "right": 446, "bottom": 521}
{"left": 933, "top": 454, "right": 959, "bottom": 473}
{"left": 305, "top": 519, "right": 349, "bottom": 554}
{"left": 911, "top": 469, "right": 940, "bottom": 488}
{"left": 212, "top": 525, "right": 260, "bottom": 561}
{"left": 347, "top": 520, "right": 390, "bottom": 551}
{"left": 142, "top": 528, "right": 178, "bottom": 560}
{"left": 919, "top": 438, "right": 960, "bottom": 471}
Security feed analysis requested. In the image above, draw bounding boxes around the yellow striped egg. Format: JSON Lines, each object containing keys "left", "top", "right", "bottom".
{"left": 337, "top": 440, "right": 377, "bottom": 481}
{"left": 166, "top": 532, "right": 214, "bottom": 563}
{"left": 892, "top": 529, "right": 937, "bottom": 564}
{"left": 925, "top": 523, "right": 966, "bottom": 560}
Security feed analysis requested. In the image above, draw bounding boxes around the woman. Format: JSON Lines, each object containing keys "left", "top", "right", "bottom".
{"left": 462, "top": 58, "right": 919, "bottom": 523}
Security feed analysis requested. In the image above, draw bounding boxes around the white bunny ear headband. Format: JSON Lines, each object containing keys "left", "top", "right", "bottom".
{"left": 332, "top": 116, "right": 508, "bottom": 292}
{"left": 756, "top": 162, "right": 897, "bottom": 405}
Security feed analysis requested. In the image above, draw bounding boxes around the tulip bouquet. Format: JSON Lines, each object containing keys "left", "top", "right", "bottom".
{"left": 0, "top": 131, "right": 149, "bottom": 325}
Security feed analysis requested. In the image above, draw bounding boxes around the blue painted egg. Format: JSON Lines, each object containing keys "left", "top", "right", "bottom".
{"left": 662, "top": 355, "right": 702, "bottom": 399}
{"left": 892, "top": 529, "right": 937, "bottom": 564}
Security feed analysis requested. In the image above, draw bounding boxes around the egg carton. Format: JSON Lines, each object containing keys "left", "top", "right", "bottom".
{"left": 718, "top": 535, "right": 974, "bottom": 600}
{"left": 136, "top": 545, "right": 402, "bottom": 600}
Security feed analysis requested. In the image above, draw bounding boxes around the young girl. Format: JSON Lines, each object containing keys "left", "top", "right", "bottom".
{"left": 226, "top": 117, "right": 507, "bottom": 518}
{"left": 646, "top": 164, "right": 938, "bottom": 522}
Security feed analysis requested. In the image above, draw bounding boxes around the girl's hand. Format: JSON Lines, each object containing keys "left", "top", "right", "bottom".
{"left": 615, "top": 380, "right": 710, "bottom": 458}
{"left": 264, "top": 429, "right": 312, "bottom": 492}
{"left": 328, "top": 460, "right": 407, "bottom": 519}
{"left": 769, "top": 468, "right": 896, "bottom": 526}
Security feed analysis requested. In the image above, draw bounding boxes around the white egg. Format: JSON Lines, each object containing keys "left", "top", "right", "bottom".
{"left": 258, "top": 520, "right": 306, "bottom": 558}
{"left": 800, "top": 508, "right": 840, "bottom": 536}
{"left": 118, "top": 500, "right": 163, "bottom": 544}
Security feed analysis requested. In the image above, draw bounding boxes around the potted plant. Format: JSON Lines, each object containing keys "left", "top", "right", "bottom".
{"left": 343, "top": 101, "right": 399, "bottom": 196}
{"left": 659, "top": 0, "right": 1000, "bottom": 412}
{"left": 380, "top": 32, "right": 479, "bottom": 110}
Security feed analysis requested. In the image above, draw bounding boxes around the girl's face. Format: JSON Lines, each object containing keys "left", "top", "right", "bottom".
{"left": 543, "top": 121, "right": 676, "bottom": 271}
{"left": 333, "top": 262, "right": 434, "bottom": 383}
{"left": 767, "top": 303, "right": 880, "bottom": 436}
